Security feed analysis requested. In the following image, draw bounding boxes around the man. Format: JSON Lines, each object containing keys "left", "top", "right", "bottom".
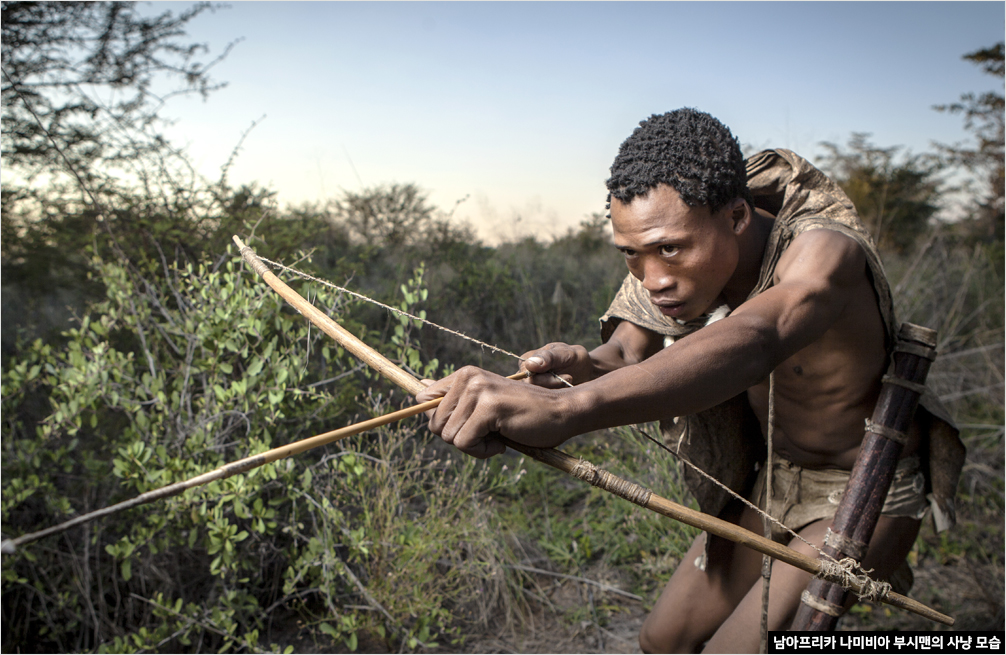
{"left": 417, "top": 109, "right": 962, "bottom": 652}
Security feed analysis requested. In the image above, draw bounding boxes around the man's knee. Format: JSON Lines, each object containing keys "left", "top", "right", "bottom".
{"left": 639, "top": 622, "right": 660, "bottom": 654}
{"left": 640, "top": 592, "right": 719, "bottom": 654}
{"left": 639, "top": 613, "right": 689, "bottom": 654}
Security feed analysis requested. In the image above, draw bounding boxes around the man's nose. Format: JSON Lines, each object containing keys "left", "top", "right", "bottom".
{"left": 640, "top": 257, "right": 673, "bottom": 293}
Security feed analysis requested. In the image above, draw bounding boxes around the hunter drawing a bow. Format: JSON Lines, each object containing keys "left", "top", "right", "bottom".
{"left": 0, "top": 236, "right": 954, "bottom": 628}
{"left": 229, "top": 237, "right": 953, "bottom": 627}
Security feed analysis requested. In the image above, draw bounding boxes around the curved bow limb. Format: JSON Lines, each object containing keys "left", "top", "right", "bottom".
{"left": 232, "top": 235, "right": 953, "bottom": 627}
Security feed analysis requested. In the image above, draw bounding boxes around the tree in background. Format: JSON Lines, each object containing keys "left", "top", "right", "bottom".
{"left": 333, "top": 183, "right": 440, "bottom": 247}
{"left": 0, "top": 0, "right": 249, "bottom": 266}
{"left": 1, "top": 1, "right": 232, "bottom": 187}
{"left": 1, "top": 1, "right": 243, "bottom": 354}
{"left": 932, "top": 42, "right": 1004, "bottom": 242}
{"left": 817, "top": 133, "right": 942, "bottom": 253}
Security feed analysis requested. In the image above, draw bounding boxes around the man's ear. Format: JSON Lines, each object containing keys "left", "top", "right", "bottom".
{"left": 728, "top": 198, "right": 751, "bottom": 234}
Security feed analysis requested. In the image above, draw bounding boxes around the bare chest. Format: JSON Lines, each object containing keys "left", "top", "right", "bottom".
{"left": 747, "top": 298, "right": 890, "bottom": 467}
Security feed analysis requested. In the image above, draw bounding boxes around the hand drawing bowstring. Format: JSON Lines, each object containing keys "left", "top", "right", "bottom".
{"left": 256, "top": 255, "right": 890, "bottom": 601}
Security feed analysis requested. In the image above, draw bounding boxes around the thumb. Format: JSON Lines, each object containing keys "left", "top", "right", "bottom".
{"left": 524, "top": 346, "right": 579, "bottom": 373}
{"left": 416, "top": 379, "right": 446, "bottom": 403}
{"left": 523, "top": 355, "right": 548, "bottom": 373}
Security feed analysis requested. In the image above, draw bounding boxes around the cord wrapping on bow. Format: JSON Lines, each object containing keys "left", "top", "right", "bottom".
{"left": 568, "top": 458, "right": 653, "bottom": 506}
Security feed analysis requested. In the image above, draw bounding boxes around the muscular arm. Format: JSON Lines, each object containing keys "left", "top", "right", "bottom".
{"left": 420, "top": 229, "right": 871, "bottom": 456}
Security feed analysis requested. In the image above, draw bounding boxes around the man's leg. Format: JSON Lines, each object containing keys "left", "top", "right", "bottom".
{"left": 640, "top": 506, "right": 921, "bottom": 653}
{"left": 701, "top": 511, "right": 921, "bottom": 653}
{"left": 639, "top": 506, "right": 765, "bottom": 653}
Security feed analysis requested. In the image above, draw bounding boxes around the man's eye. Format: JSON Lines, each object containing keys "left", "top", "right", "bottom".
{"left": 659, "top": 245, "right": 678, "bottom": 256}
{"left": 620, "top": 248, "right": 637, "bottom": 257}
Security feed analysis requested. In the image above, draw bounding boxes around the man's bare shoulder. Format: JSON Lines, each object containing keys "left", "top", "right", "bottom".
{"left": 760, "top": 225, "right": 884, "bottom": 359}
{"left": 773, "top": 227, "right": 870, "bottom": 292}
{"left": 728, "top": 226, "right": 875, "bottom": 353}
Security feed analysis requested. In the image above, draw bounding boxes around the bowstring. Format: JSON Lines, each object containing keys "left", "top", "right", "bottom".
{"left": 258, "top": 256, "right": 528, "bottom": 363}
{"left": 257, "top": 256, "right": 876, "bottom": 588}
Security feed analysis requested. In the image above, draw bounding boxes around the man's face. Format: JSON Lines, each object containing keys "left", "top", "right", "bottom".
{"left": 610, "top": 184, "right": 741, "bottom": 322}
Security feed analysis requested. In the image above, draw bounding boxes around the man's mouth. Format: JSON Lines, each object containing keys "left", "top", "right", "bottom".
{"left": 652, "top": 300, "right": 685, "bottom": 318}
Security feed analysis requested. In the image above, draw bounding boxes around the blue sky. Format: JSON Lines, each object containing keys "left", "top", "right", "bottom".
{"left": 154, "top": 1, "right": 1004, "bottom": 242}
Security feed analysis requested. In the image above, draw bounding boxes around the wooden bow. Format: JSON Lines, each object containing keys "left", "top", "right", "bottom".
{"left": 233, "top": 236, "right": 953, "bottom": 627}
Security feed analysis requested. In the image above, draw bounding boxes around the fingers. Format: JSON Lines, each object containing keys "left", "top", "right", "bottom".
{"left": 520, "top": 352, "right": 559, "bottom": 387}
{"left": 527, "top": 372, "right": 572, "bottom": 389}
{"left": 416, "top": 375, "right": 453, "bottom": 424}
{"left": 529, "top": 343, "right": 583, "bottom": 370}
{"left": 434, "top": 368, "right": 493, "bottom": 443}
{"left": 520, "top": 343, "right": 589, "bottom": 387}
{"left": 446, "top": 405, "right": 507, "bottom": 459}
{"left": 520, "top": 343, "right": 566, "bottom": 374}
{"left": 454, "top": 434, "right": 507, "bottom": 459}
{"left": 417, "top": 365, "right": 564, "bottom": 460}
{"left": 416, "top": 376, "right": 447, "bottom": 403}
{"left": 522, "top": 354, "right": 548, "bottom": 373}
{"left": 418, "top": 367, "right": 516, "bottom": 460}
{"left": 417, "top": 366, "right": 484, "bottom": 438}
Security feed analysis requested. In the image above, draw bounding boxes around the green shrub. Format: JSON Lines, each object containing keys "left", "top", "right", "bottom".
{"left": 1, "top": 253, "right": 530, "bottom": 652}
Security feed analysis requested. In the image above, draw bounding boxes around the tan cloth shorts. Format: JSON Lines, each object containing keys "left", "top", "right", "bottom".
{"left": 751, "top": 454, "right": 928, "bottom": 543}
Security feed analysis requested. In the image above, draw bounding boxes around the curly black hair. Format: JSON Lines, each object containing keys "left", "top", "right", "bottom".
{"left": 605, "top": 108, "right": 751, "bottom": 214}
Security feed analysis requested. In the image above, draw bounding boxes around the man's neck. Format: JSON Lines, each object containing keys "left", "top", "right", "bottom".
{"left": 723, "top": 208, "right": 775, "bottom": 308}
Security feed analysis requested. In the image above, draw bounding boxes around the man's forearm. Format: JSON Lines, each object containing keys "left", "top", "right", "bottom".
{"left": 586, "top": 322, "right": 665, "bottom": 380}
{"left": 586, "top": 340, "right": 636, "bottom": 379}
{"left": 565, "top": 314, "right": 778, "bottom": 436}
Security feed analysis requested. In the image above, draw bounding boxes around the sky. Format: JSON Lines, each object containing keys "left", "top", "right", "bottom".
{"left": 152, "top": 1, "right": 1005, "bottom": 243}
